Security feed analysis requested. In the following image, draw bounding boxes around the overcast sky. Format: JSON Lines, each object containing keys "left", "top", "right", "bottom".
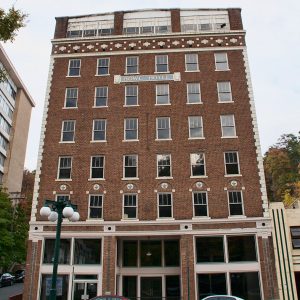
{"left": 1, "top": 0, "right": 299, "bottom": 170}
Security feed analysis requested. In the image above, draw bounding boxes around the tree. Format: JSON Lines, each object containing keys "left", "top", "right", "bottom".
{"left": 21, "top": 169, "right": 35, "bottom": 220}
{"left": 264, "top": 133, "right": 300, "bottom": 203}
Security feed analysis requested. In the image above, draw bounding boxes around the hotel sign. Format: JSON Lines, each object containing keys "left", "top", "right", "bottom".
{"left": 114, "top": 72, "right": 181, "bottom": 84}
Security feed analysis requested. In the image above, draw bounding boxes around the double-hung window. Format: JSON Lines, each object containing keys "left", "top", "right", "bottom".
{"left": 93, "top": 119, "right": 106, "bottom": 141}
{"left": 97, "top": 58, "right": 110, "bottom": 75}
{"left": 65, "top": 88, "right": 78, "bottom": 108}
{"left": 158, "top": 193, "right": 172, "bottom": 218}
{"left": 224, "top": 152, "right": 240, "bottom": 175}
{"left": 185, "top": 54, "right": 199, "bottom": 71}
{"left": 61, "top": 120, "right": 75, "bottom": 142}
{"left": 215, "top": 53, "right": 229, "bottom": 71}
{"left": 157, "top": 154, "right": 171, "bottom": 177}
{"left": 123, "top": 155, "right": 138, "bottom": 178}
{"left": 95, "top": 87, "right": 108, "bottom": 107}
{"left": 89, "top": 195, "right": 103, "bottom": 219}
{"left": 57, "top": 156, "right": 72, "bottom": 179}
{"left": 228, "top": 191, "right": 244, "bottom": 216}
{"left": 125, "top": 85, "right": 138, "bottom": 106}
{"left": 68, "top": 59, "right": 81, "bottom": 76}
{"left": 220, "top": 115, "right": 236, "bottom": 137}
{"left": 156, "top": 117, "right": 171, "bottom": 140}
{"left": 190, "top": 153, "right": 206, "bottom": 177}
{"left": 217, "top": 81, "right": 232, "bottom": 102}
{"left": 187, "top": 83, "right": 201, "bottom": 103}
{"left": 90, "top": 156, "right": 104, "bottom": 179}
{"left": 156, "top": 84, "right": 170, "bottom": 105}
{"left": 124, "top": 118, "right": 138, "bottom": 140}
{"left": 155, "top": 55, "right": 169, "bottom": 73}
{"left": 188, "top": 116, "right": 203, "bottom": 138}
{"left": 123, "top": 194, "right": 137, "bottom": 219}
{"left": 193, "top": 192, "right": 208, "bottom": 217}
{"left": 126, "top": 57, "right": 138, "bottom": 74}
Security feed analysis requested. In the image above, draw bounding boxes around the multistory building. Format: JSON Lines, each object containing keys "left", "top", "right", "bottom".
{"left": 25, "top": 8, "right": 279, "bottom": 300}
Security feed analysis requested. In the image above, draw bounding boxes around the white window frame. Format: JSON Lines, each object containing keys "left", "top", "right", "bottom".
{"left": 224, "top": 151, "right": 241, "bottom": 176}
{"left": 190, "top": 153, "right": 206, "bottom": 177}
{"left": 188, "top": 116, "right": 204, "bottom": 139}
{"left": 64, "top": 88, "right": 78, "bottom": 108}
{"left": 187, "top": 83, "right": 201, "bottom": 104}
{"left": 157, "top": 193, "right": 173, "bottom": 219}
{"left": 215, "top": 53, "right": 229, "bottom": 71}
{"left": 156, "top": 154, "right": 172, "bottom": 178}
{"left": 156, "top": 117, "right": 171, "bottom": 140}
{"left": 217, "top": 81, "right": 233, "bottom": 102}
{"left": 155, "top": 84, "right": 170, "bottom": 105}
{"left": 97, "top": 58, "right": 110, "bottom": 76}
{"left": 61, "top": 120, "right": 76, "bottom": 143}
{"left": 126, "top": 56, "right": 139, "bottom": 74}
{"left": 123, "top": 154, "right": 138, "bottom": 179}
{"left": 94, "top": 86, "right": 108, "bottom": 107}
{"left": 67, "top": 59, "right": 81, "bottom": 77}
{"left": 227, "top": 190, "right": 245, "bottom": 216}
{"left": 122, "top": 194, "right": 138, "bottom": 220}
{"left": 192, "top": 191, "right": 209, "bottom": 218}
{"left": 124, "top": 118, "right": 138, "bottom": 141}
{"left": 92, "top": 119, "right": 107, "bottom": 142}
{"left": 185, "top": 54, "right": 199, "bottom": 72}
{"left": 220, "top": 115, "right": 237, "bottom": 138}
{"left": 125, "top": 85, "right": 138, "bottom": 106}
{"left": 155, "top": 55, "right": 169, "bottom": 73}
{"left": 88, "top": 194, "right": 103, "bottom": 219}
{"left": 90, "top": 156, "right": 105, "bottom": 180}
{"left": 57, "top": 156, "right": 72, "bottom": 180}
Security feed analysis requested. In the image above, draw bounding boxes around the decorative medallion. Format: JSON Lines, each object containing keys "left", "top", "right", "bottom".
{"left": 93, "top": 184, "right": 100, "bottom": 191}
{"left": 230, "top": 180, "right": 238, "bottom": 187}
{"left": 60, "top": 184, "right": 67, "bottom": 191}
{"left": 127, "top": 184, "right": 134, "bottom": 190}
{"left": 195, "top": 181, "right": 203, "bottom": 189}
{"left": 161, "top": 183, "right": 168, "bottom": 189}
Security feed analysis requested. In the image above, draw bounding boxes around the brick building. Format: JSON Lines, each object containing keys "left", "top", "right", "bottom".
{"left": 25, "top": 8, "right": 279, "bottom": 300}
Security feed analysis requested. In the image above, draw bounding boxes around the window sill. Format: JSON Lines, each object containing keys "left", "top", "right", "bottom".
{"left": 156, "top": 218, "right": 175, "bottom": 221}
{"left": 90, "top": 140, "right": 107, "bottom": 143}
{"left": 123, "top": 105, "right": 140, "bottom": 107}
{"left": 124, "top": 72, "right": 140, "bottom": 75}
{"left": 155, "top": 103, "right": 171, "bottom": 106}
{"left": 156, "top": 177, "right": 173, "bottom": 180}
{"left": 228, "top": 215, "right": 246, "bottom": 219}
{"left": 185, "top": 70, "right": 200, "bottom": 72}
{"left": 92, "top": 106, "right": 108, "bottom": 108}
{"left": 186, "top": 102, "right": 203, "bottom": 105}
{"left": 66, "top": 75, "right": 81, "bottom": 78}
{"left": 55, "top": 179, "right": 72, "bottom": 182}
{"left": 188, "top": 137, "right": 205, "bottom": 140}
{"left": 87, "top": 218, "right": 104, "bottom": 221}
{"left": 192, "top": 216, "right": 211, "bottom": 220}
{"left": 121, "top": 218, "right": 139, "bottom": 221}
{"left": 59, "top": 141, "right": 75, "bottom": 144}
{"left": 154, "top": 71, "right": 170, "bottom": 74}
{"left": 218, "top": 101, "right": 234, "bottom": 103}
{"left": 62, "top": 107, "right": 78, "bottom": 110}
{"left": 95, "top": 74, "right": 110, "bottom": 76}
{"left": 155, "top": 138, "right": 172, "bottom": 141}
{"left": 122, "top": 139, "right": 139, "bottom": 142}
{"left": 221, "top": 136, "right": 238, "bottom": 139}
{"left": 88, "top": 178, "right": 105, "bottom": 181}
{"left": 190, "top": 176, "right": 208, "bottom": 179}
{"left": 224, "top": 174, "right": 242, "bottom": 177}
{"left": 215, "top": 69, "right": 231, "bottom": 72}
{"left": 122, "top": 177, "right": 139, "bottom": 180}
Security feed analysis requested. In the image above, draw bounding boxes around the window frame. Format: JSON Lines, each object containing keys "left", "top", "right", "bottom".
{"left": 187, "top": 83, "right": 201, "bottom": 104}
{"left": 156, "top": 84, "right": 170, "bottom": 105}
{"left": 193, "top": 191, "right": 209, "bottom": 218}
{"left": 220, "top": 115, "right": 237, "bottom": 137}
{"left": 157, "top": 154, "right": 172, "bottom": 178}
{"left": 125, "top": 85, "right": 138, "bottom": 106}
{"left": 88, "top": 194, "right": 103, "bottom": 219}
{"left": 215, "top": 52, "right": 229, "bottom": 71}
{"left": 157, "top": 193, "right": 173, "bottom": 219}
{"left": 57, "top": 156, "right": 72, "bottom": 180}
{"left": 92, "top": 119, "right": 107, "bottom": 142}
{"left": 64, "top": 87, "right": 78, "bottom": 108}
{"left": 61, "top": 120, "right": 76, "bottom": 142}
{"left": 155, "top": 55, "right": 169, "bottom": 73}
{"left": 156, "top": 117, "right": 171, "bottom": 140}
{"left": 217, "top": 81, "right": 233, "bottom": 102}
{"left": 227, "top": 190, "right": 244, "bottom": 216}
{"left": 126, "top": 56, "right": 139, "bottom": 74}
{"left": 67, "top": 59, "right": 81, "bottom": 77}
{"left": 90, "top": 155, "right": 105, "bottom": 179}
{"left": 190, "top": 153, "right": 206, "bottom": 177}
{"left": 123, "top": 154, "right": 138, "bottom": 179}
{"left": 94, "top": 86, "right": 108, "bottom": 107}
{"left": 188, "top": 116, "right": 204, "bottom": 139}
{"left": 290, "top": 227, "right": 300, "bottom": 249}
{"left": 122, "top": 194, "right": 138, "bottom": 220}
{"left": 224, "top": 151, "right": 240, "bottom": 176}
{"left": 124, "top": 118, "right": 138, "bottom": 141}
{"left": 97, "top": 58, "right": 110, "bottom": 76}
{"left": 185, "top": 54, "right": 199, "bottom": 72}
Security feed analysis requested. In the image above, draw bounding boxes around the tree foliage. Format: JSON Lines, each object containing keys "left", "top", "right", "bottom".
{"left": 264, "top": 133, "right": 300, "bottom": 204}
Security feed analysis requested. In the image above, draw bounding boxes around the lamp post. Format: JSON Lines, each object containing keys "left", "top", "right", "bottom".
{"left": 40, "top": 198, "right": 80, "bottom": 300}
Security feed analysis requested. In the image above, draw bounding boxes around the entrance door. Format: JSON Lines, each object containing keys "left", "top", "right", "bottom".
{"left": 73, "top": 282, "right": 97, "bottom": 300}
{"left": 140, "top": 277, "right": 162, "bottom": 300}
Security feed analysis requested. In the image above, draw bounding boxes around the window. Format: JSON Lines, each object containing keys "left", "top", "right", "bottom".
{"left": 187, "top": 83, "right": 201, "bottom": 103}
{"left": 157, "top": 154, "right": 171, "bottom": 177}
{"left": 97, "top": 58, "right": 109, "bottom": 75}
{"left": 193, "top": 192, "right": 208, "bottom": 217}
{"left": 123, "top": 194, "right": 137, "bottom": 219}
{"left": 40, "top": 275, "right": 69, "bottom": 300}
{"left": 123, "top": 241, "right": 138, "bottom": 267}
{"left": 124, "top": 118, "right": 138, "bottom": 140}
{"left": 125, "top": 85, "right": 138, "bottom": 106}
{"left": 228, "top": 191, "right": 244, "bottom": 216}
{"left": 185, "top": 54, "right": 199, "bottom": 71}
{"left": 227, "top": 236, "right": 257, "bottom": 262}
{"left": 224, "top": 152, "right": 240, "bottom": 175}
{"left": 74, "top": 239, "right": 101, "bottom": 264}
{"left": 90, "top": 156, "right": 104, "bottom": 179}
{"left": 156, "top": 84, "right": 170, "bottom": 105}
{"left": 94, "top": 87, "right": 108, "bottom": 107}
{"left": 198, "top": 274, "right": 227, "bottom": 298}
{"left": 126, "top": 56, "right": 138, "bottom": 74}
{"left": 215, "top": 53, "right": 229, "bottom": 71}
{"left": 68, "top": 59, "right": 81, "bottom": 76}
{"left": 57, "top": 156, "right": 72, "bottom": 179}
{"left": 190, "top": 153, "right": 206, "bottom": 177}
{"left": 217, "top": 81, "right": 232, "bottom": 102}
{"left": 220, "top": 115, "right": 236, "bottom": 137}
{"left": 156, "top": 117, "right": 171, "bottom": 139}
{"left": 155, "top": 55, "right": 168, "bottom": 72}
{"left": 124, "top": 155, "right": 138, "bottom": 178}
{"left": 164, "top": 241, "right": 180, "bottom": 266}
{"left": 65, "top": 88, "right": 78, "bottom": 108}
{"left": 158, "top": 193, "right": 172, "bottom": 218}
{"left": 61, "top": 120, "right": 75, "bottom": 142}
{"left": 188, "top": 116, "right": 203, "bottom": 138}
{"left": 140, "top": 240, "right": 162, "bottom": 266}
{"left": 196, "top": 236, "right": 224, "bottom": 263}
{"left": 290, "top": 227, "right": 300, "bottom": 249}
{"left": 43, "top": 239, "right": 71, "bottom": 264}
{"left": 93, "top": 119, "right": 106, "bottom": 141}
{"left": 89, "top": 195, "right": 103, "bottom": 219}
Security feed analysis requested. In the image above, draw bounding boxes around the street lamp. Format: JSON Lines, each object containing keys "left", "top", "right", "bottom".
{"left": 40, "top": 198, "right": 80, "bottom": 300}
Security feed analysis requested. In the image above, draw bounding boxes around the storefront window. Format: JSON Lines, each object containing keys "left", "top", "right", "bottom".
{"left": 140, "top": 240, "right": 162, "bottom": 267}
{"left": 164, "top": 240, "right": 180, "bottom": 266}
{"left": 43, "top": 239, "right": 71, "bottom": 264}
{"left": 40, "top": 275, "right": 69, "bottom": 300}
{"left": 196, "top": 237, "right": 224, "bottom": 263}
{"left": 74, "top": 239, "right": 101, "bottom": 264}
{"left": 228, "top": 236, "right": 257, "bottom": 262}
{"left": 123, "top": 241, "right": 138, "bottom": 267}
{"left": 198, "top": 273, "right": 227, "bottom": 299}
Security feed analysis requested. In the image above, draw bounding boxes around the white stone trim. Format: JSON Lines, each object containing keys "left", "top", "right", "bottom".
{"left": 242, "top": 49, "right": 269, "bottom": 218}
{"left": 30, "top": 57, "right": 55, "bottom": 223}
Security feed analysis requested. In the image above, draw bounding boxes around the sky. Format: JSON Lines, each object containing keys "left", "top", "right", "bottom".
{"left": 1, "top": 0, "right": 300, "bottom": 171}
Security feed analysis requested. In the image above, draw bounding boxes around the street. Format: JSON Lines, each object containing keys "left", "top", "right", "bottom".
{"left": 0, "top": 283, "right": 23, "bottom": 300}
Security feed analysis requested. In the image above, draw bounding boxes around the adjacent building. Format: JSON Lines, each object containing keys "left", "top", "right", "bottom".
{"left": 0, "top": 44, "right": 35, "bottom": 199}
{"left": 25, "top": 8, "right": 279, "bottom": 300}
